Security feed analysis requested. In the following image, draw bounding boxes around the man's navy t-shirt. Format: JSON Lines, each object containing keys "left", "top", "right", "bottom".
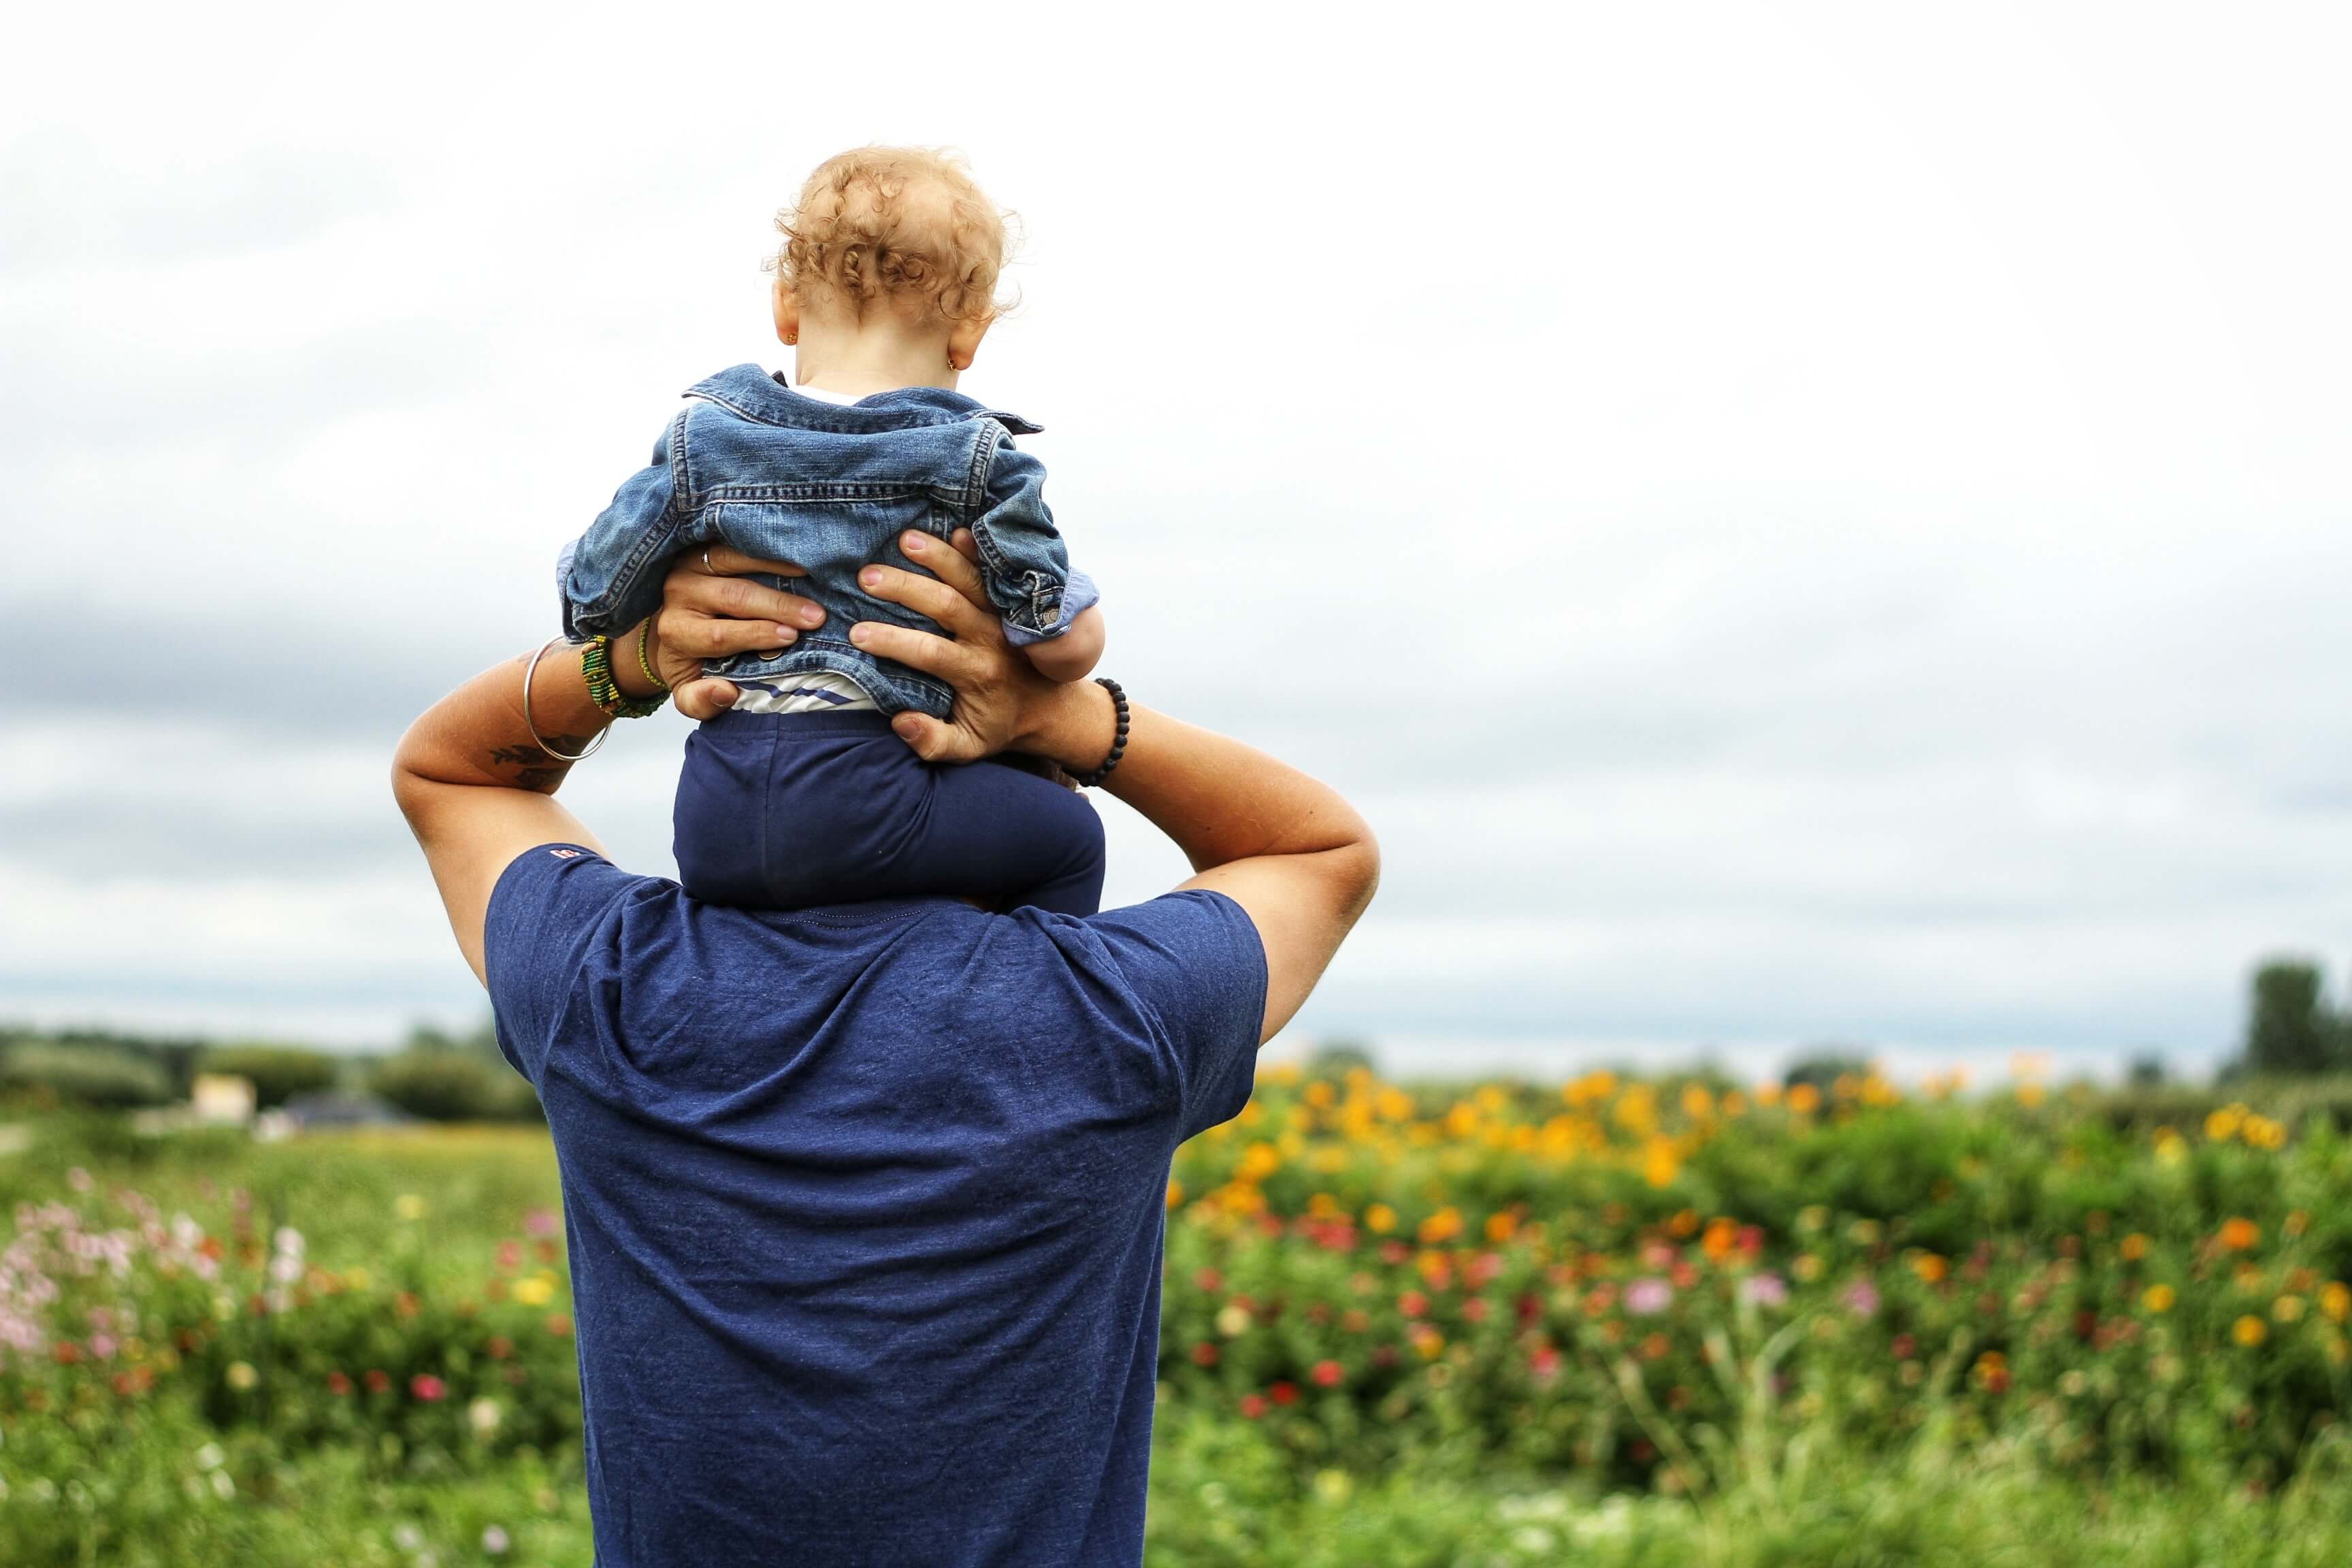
{"left": 484, "top": 845, "right": 1267, "bottom": 1567}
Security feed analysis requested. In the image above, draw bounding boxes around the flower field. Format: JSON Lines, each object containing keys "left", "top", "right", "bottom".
{"left": 7, "top": 1066, "right": 2352, "bottom": 1565}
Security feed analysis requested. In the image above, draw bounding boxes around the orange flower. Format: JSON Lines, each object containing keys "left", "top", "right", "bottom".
{"left": 1911, "top": 1252, "right": 1949, "bottom": 1284}
{"left": 2218, "top": 1218, "right": 2260, "bottom": 1253}
{"left": 2232, "top": 1315, "right": 2268, "bottom": 1348}
{"left": 2119, "top": 1234, "right": 2149, "bottom": 1262}
{"left": 1786, "top": 1083, "right": 1823, "bottom": 1115}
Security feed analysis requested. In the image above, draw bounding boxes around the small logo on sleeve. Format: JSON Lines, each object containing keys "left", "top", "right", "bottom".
{"left": 549, "top": 849, "right": 584, "bottom": 860}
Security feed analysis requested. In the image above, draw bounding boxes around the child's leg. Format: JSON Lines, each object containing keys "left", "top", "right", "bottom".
{"left": 675, "top": 712, "right": 1105, "bottom": 915}
{"left": 892, "top": 753, "right": 1107, "bottom": 917}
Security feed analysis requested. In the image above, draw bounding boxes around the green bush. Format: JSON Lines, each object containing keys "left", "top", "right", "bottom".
{"left": 371, "top": 1051, "right": 542, "bottom": 1122}
{"left": 200, "top": 1045, "right": 342, "bottom": 1109}
{"left": 0, "top": 1042, "right": 173, "bottom": 1109}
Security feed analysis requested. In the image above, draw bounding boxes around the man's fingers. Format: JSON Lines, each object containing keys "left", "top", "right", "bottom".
{"left": 675, "top": 570, "right": 826, "bottom": 630}
{"left": 899, "top": 529, "right": 989, "bottom": 606}
{"left": 859, "top": 561, "right": 996, "bottom": 643}
{"left": 849, "top": 618, "right": 984, "bottom": 685}
{"left": 700, "top": 545, "right": 805, "bottom": 578}
{"left": 891, "top": 711, "right": 980, "bottom": 764}
{"left": 674, "top": 677, "right": 740, "bottom": 722}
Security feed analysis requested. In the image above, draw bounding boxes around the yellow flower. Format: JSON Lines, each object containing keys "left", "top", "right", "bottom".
{"left": 512, "top": 1276, "right": 557, "bottom": 1308}
{"left": 2233, "top": 1315, "right": 2268, "bottom": 1348}
{"left": 1215, "top": 1304, "right": 1252, "bottom": 1337}
{"left": 1365, "top": 1203, "right": 1397, "bottom": 1235}
{"left": 1793, "top": 1254, "right": 1825, "bottom": 1283}
{"left": 345, "top": 1267, "right": 372, "bottom": 1292}
{"left": 2322, "top": 1282, "right": 2351, "bottom": 1324}
{"left": 2119, "top": 1234, "right": 2149, "bottom": 1262}
{"left": 2153, "top": 1130, "right": 2187, "bottom": 1166}
{"left": 1786, "top": 1084, "right": 1822, "bottom": 1115}
{"left": 225, "top": 1361, "right": 258, "bottom": 1391}
{"left": 2142, "top": 1284, "right": 2175, "bottom": 1314}
{"left": 1165, "top": 1181, "right": 1183, "bottom": 1210}
{"left": 2275, "top": 1295, "right": 2307, "bottom": 1324}
{"left": 2015, "top": 1082, "right": 2048, "bottom": 1109}
{"left": 2205, "top": 1105, "right": 2246, "bottom": 1143}
{"left": 1417, "top": 1207, "right": 1463, "bottom": 1245}
{"left": 1642, "top": 1137, "right": 1680, "bottom": 1190}
{"left": 395, "top": 1194, "right": 427, "bottom": 1222}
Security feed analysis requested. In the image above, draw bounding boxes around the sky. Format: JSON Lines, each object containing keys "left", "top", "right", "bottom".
{"left": 3, "top": 1, "right": 2347, "bottom": 1080}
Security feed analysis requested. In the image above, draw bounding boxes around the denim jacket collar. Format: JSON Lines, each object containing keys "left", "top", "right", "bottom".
{"left": 681, "top": 363, "right": 1043, "bottom": 436}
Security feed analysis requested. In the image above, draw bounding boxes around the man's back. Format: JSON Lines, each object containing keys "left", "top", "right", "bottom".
{"left": 485, "top": 845, "right": 1266, "bottom": 1567}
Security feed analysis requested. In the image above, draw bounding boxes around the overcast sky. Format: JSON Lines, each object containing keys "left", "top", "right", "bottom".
{"left": 3, "top": 2, "right": 2347, "bottom": 1078}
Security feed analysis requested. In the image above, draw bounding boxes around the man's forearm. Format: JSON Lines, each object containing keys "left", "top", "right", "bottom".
{"left": 1024, "top": 688, "right": 1373, "bottom": 876}
{"left": 393, "top": 638, "right": 665, "bottom": 799}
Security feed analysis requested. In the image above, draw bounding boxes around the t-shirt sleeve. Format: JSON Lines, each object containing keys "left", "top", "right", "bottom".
{"left": 482, "top": 843, "right": 645, "bottom": 1085}
{"left": 1082, "top": 889, "right": 1269, "bottom": 1140}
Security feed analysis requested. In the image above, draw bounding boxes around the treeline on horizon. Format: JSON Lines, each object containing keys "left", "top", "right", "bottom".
{"left": 4, "top": 954, "right": 2351, "bottom": 1124}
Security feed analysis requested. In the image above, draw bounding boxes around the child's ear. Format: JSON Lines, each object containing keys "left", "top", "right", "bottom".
{"left": 772, "top": 278, "right": 802, "bottom": 347}
{"left": 946, "top": 313, "right": 994, "bottom": 374}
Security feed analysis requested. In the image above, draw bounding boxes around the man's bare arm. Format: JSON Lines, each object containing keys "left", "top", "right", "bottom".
{"left": 391, "top": 549, "right": 823, "bottom": 983}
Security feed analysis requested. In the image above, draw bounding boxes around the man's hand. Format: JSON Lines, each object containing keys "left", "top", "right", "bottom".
{"left": 641, "top": 547, "right": 826, "bottom": 719}
{"left": 849, "top": 531, "right": 1112, "bottom": 768}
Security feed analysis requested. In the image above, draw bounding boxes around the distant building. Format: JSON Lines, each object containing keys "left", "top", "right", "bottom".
{"left": 190, "top": 1073, "right": 257, "bottom": 1126}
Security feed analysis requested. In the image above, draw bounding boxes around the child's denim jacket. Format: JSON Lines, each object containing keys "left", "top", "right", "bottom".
{"left": 559, "top": 365, "right": 1095, "bottom": 719}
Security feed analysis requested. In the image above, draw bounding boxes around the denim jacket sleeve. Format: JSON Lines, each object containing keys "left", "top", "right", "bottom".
{"left": 558, "top": 414, "right": 691, "bottom": 641}
{"left": 970, "top": 434, "right": 1098, "bottom": 647}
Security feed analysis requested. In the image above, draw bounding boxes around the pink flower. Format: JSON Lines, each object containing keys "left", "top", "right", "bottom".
{"left": 1842, "top": 1279, "right": 1882, "bottom": 1319}
{"left": 524, "top": 1209, "right": 559, "bottom": 1237}
{"left": 1741, "top": 1273, "right": 1789, "bottom": 1308}
{"left": 1625, "top": 1277, "right": 1674, "bottom": 1316}
{"left": 410, "top": 1374, "right": 448, "bottom": 1402}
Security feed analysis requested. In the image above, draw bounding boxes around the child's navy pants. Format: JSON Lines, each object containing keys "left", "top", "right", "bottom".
{"left": 673, "top": 710, "right": 1107, "bottom": 917}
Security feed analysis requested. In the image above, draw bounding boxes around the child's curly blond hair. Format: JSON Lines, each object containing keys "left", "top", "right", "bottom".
{"left": 770, "top": 146, "right": 1012, "bottom": 327}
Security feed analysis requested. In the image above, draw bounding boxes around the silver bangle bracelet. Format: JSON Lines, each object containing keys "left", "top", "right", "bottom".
{"left": 521, "top": 636, "right": 609, "bottom": 764}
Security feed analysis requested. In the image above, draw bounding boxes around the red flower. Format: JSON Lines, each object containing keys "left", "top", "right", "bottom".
{"left": 487, "top": 1336, "right": 514, "bottom": 1361}
{"left": 1269, "top": 1381, "right": 1298, "bottom": 1405}
{"left": 1379, "top": 1241, "right": 1411, "bottom": 1265}
{"left": 1239, "top": 1393, "right": 1268, "bottom": 1419}
{"left": 546, "top": 1314, "right": 574, "bottom": 1338}
{"left": 1400, "top": 1291, "right": 1429, "bottom": 1319}
{"left": 498, "top": 1241, "right": 522, "bottom": 1270}
{"left": 410, "top": 1374, "right": 447, "bottom": 1402}
{"left": 1190, "top": 1342, "right": 1220, "bottom": 1367}
{"left": 1529, "top": 1345, "right": 1562, "bottom": 1379}
{"left": 364, "top": 1369, "right": 391, "bottom": 1394}
{"left": 51, "top": 1341, "right": 80, "bottom": 1365}
{"left": 1194, "top": 1268, "right": 1223, "bottom": 1293}
{"left": 1891, "top": 1334, "right": 1917, "bottom": 1360}
{"left": 1311, "top": 1360, "right": 1344, "bottom": 1388}
{"left": 1462, "top": 1298, "right": 1490, "bottom": 1323}
{"left": 327, "top": 1371, "right": 353, "bottom": 1396}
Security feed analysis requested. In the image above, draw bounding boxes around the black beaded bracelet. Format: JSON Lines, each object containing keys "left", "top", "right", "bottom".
{"left": 1074, "top": 677, "right": 1130, "bottom": 788}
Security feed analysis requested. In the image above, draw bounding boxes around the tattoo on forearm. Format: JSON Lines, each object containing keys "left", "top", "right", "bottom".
{"left": 487, "top": 739, "right": 595, "bottom": 794}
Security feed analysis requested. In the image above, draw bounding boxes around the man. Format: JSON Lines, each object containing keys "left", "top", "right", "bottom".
{"left": 393, "top": 532, "right": 1377, "bottom": 1565}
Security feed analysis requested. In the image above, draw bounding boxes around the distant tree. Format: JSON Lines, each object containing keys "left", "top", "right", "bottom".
{"left": 2127, "top": 1053, "right": 2168, "bottom": 1087}
{"left": 2244, "top": 960, "right": 2334, "bottom": 1077}
{"left": 1784, "top": 1049, "right": 1872, "bottom": 1094}
{"left": 201, "top": 1045, "right": 341, "bottom": 1109}
{"left": 1307, "top": 1039, "right": 1378, "bottom": 1079}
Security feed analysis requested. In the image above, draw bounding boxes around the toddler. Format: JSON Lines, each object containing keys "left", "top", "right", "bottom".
{"left": 559, "top": 147, "right": 1109, "bottom": 915}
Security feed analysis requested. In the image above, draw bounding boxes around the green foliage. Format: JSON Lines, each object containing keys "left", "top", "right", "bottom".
{"left": 0, "top": 1042, "right": 174, "bottom": 1109}
{"left": 199, "top": 1046, "right": 342, "bottom": 1109}
{"left": 14, "top": 1075, "right": 2352, "bottom": 1563}
{"left": 2249, "top": 959, "right": 2338, "bottom": 1076}
{"left": 370, "top": 1052, "right": 541, "bottom": 1124}
{"left": 1781, "top": 1051, "right": 1870, "bottom": 1093}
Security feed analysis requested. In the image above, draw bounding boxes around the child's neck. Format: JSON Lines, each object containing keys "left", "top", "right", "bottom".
{"left": 792, "top": 323, "right": 962, "bottom": 401}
